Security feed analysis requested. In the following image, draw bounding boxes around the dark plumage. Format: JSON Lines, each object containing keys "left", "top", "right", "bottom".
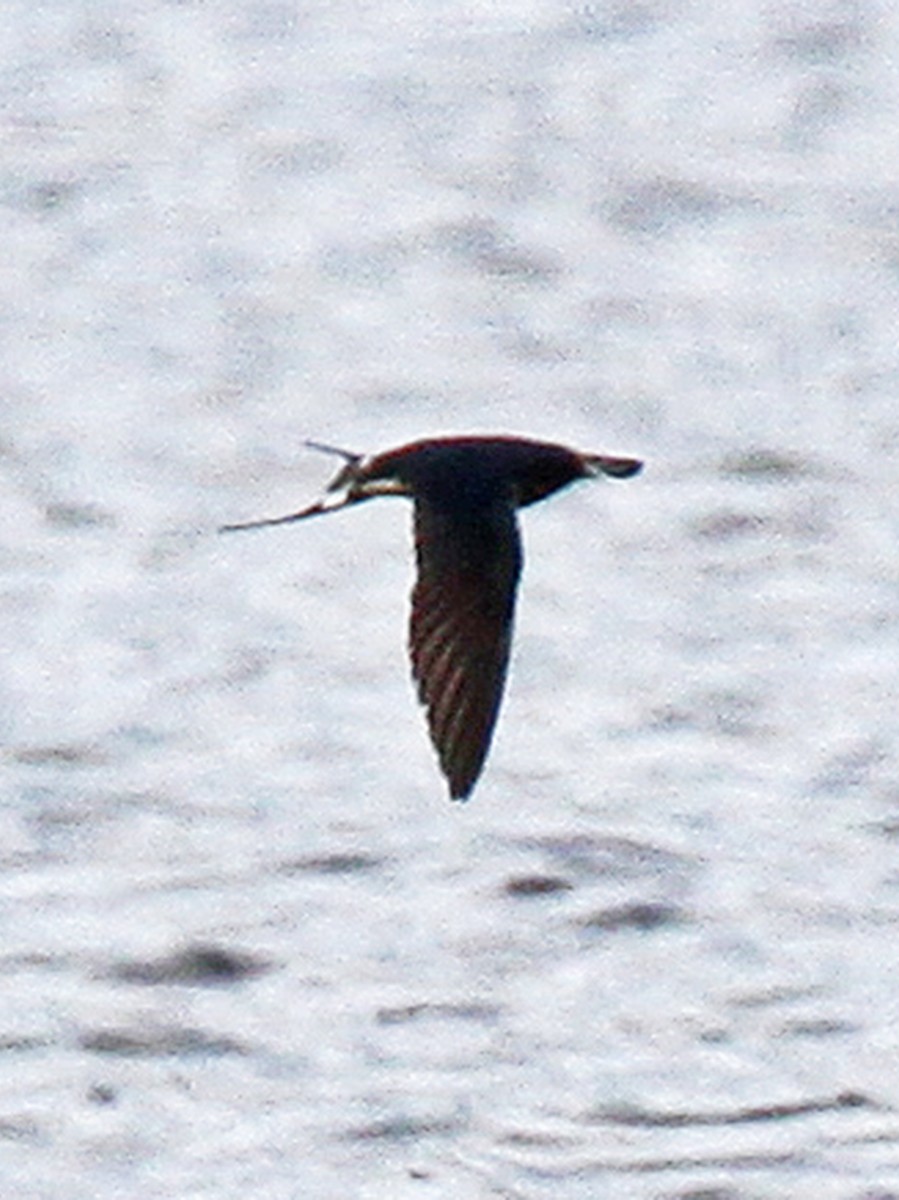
{"left": 221, "top": 435, "right": 642, "bottom": 800}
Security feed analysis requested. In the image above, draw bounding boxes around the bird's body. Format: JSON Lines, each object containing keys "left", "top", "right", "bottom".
{"left": 222, "top": 435, "right": 641, "bottom": 800}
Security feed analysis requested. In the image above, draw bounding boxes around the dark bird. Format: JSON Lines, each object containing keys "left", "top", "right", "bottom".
{"left": 221, "top": 435, "right": 642, "bottom": 800}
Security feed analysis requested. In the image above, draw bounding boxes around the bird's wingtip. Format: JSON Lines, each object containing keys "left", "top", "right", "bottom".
{"left": 585, "top": 454, "right": 643, "bottom": 479}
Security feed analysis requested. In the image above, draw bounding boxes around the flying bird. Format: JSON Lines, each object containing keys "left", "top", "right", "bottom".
{"left": 221, "top": 435, "right": 642, "bottom": 800}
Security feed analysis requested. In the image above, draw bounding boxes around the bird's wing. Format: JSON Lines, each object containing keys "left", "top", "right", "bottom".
{"left": 410, "top": 498, "right": 522, "bottom": 800}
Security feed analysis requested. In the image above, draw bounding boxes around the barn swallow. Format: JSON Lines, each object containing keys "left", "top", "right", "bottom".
{"left": 221, "top": 435, "right": 642, "bottom": 800}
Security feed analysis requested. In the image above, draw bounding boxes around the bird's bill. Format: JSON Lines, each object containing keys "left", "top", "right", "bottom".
{"left": 582, "top": 453, "right": 643, "bottom": 479}
{"left": 304, "top": 439, "right": 361, "bottom": 464}
{"left": 219, "top": 465, "right": 410, "bottom": 535}
{"left": 218, "top": 490, "right": 361, "bottom": 532}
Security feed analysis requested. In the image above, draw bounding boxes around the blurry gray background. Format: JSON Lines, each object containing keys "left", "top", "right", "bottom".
{"left": 3, "top": 1, "right": 899, "bottom": 1197}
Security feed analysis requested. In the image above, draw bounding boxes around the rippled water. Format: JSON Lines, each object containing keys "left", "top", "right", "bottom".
{"left": 4, "top": 2, "right": 899, "bottom": 1197}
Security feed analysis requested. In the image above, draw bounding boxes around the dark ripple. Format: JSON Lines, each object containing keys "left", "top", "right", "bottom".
{"left": 690, "top": 511, "right": 769, "bottom": 542}
{"left": 0, "top": 1116, "right": 42, "bottom": 1144}
{"left": 14, "top": 742, "right": 106, "bottom": 767}
{"left": 107, "top": 942, "right": 273, "bottom": 986}
{"left": 778, "top": 1016, "right": 859, "bottom": 1039}
{"left": 603, "top": 178, "right": 743, "bottom": 235}
{"left": 665, "top": 1189, "right": 743, "bottom": 1199}
{"left": 43, "top": 501, "right": 116, "bottom": 529}
{"left": 588, "top": 1090, "right": 875, "bottom": 1128}
{"left": 562, "top": 3, "right": 661, "bottom": 42}
{"left": 2, "top": 178, "right": 81, "bottom": 216}
{"left": 510, "top": 834, "right": 691, "bottom": 881}
{"left": 0, "top": 1034, "right": 52, "bottom": 1052}
{"left": 278, "top": 852, "right": 386, "bottom": 875}
{"left": 719, "top": 449, "right": 809, "bottom": 480}
{"left": 579, "top": 901, "right": 686, "bottom": 933}
{"left": 376, "top": 1000, "right": 501, "bottom": 1026}
{"left": 773, "top": 19, "right": 864, "bottom": 65}
{"left": 341, "top": 1113, "right": 464, "bottom": 1142}
{"left": 503, "top": 874, "right": 573, "bottom": 898}
{"left": 432, "top": 218, "right": 560, "bottom": 283}
{"left": 80, "top": 1027, "right": 247, "bottom": 1058}
{"left": 519, "top": 1147, "right": 802, "bottom": 1179}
